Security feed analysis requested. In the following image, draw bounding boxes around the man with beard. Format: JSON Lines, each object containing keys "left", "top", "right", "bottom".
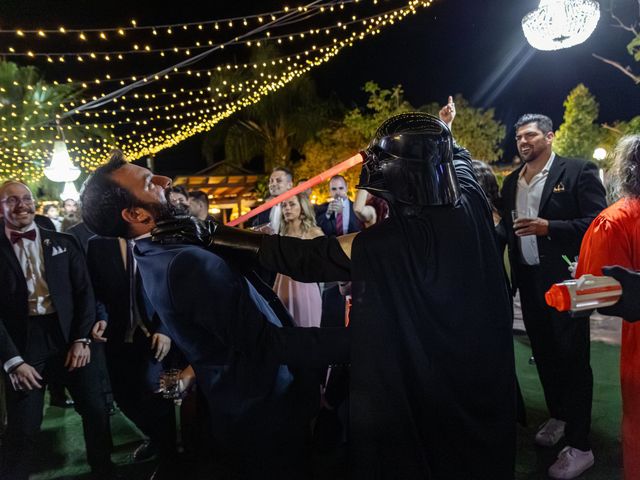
{"left": 500, "top": 114, "right": 606, "bottom": 479}
{"left": 153, "top": 112, "right": 518, "bottom": 479}
{"left": 0, "top": 181, "right": 114, "bottom": 479}
{"left": 79, "top": 151, "right": 348, "bottom": 479}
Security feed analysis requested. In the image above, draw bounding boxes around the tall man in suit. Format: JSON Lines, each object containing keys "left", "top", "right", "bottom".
{"left": 79, "top": 151, "right": 348, "bottom": 479}
{"left": 250, "top": 167, "right": 293, "bottom": 232}
{"left": 316, "top": 175, "right": 362, "bottom": 236}
{"left": 0, "top": 181, "right": 114, "bottom": 480}
{"left": 500, "top": 114, "right": 607, "bottom": 480}
{"left": 86, "top": 236, "right": 176, "bottom": 464}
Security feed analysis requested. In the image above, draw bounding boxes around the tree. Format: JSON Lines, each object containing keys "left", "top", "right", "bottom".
{"left": 593, "top": 0, "right": 640, "bottom": 85}
{"left": 597, "top": 116, "right": 640, "bottom": 168}
{"left": 297, "top": 82, "right": 413, "bottom": 201}
{"left": 421, "top": 94, "right": 505, "bottom": 162}
{"left": 343, "top": 81, "right": 414, "bottom": 139}
{"left": 554, "top": 84, "right": 601, "bottom": 159}
{"left": 203, "top": 46, "right": 340, "bottom": 173}
{"left": 0, "top": 61, "right": 113, "bottom": 185}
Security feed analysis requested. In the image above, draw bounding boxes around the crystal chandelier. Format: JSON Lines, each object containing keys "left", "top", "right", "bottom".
{"left": 44, "top": 140, "right": 81, "bottom": 183}
{"left": 60, "top": 181, "right": 80, "bottom": 201}
{"left": 522, "top": 0, "right": 600, "bottom": 51}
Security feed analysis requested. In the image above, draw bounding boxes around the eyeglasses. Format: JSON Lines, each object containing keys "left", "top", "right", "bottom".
{"left": 0, "top": 195, "right": 35, "bottom": 207}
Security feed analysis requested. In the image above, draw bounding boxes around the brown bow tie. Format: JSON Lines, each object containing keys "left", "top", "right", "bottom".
{"left": 10, "top": 230, "right": 36, "bottom": 244}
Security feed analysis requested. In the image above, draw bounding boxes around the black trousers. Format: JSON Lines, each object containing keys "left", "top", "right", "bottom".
{"left": 1, "top": 314, "right": 112, "bottom": 480}
{"left": 105, "top": 328, "right": 176, "bottom": 456}
{"left": 517, "top": 264, "right": 593, "bottom": 450}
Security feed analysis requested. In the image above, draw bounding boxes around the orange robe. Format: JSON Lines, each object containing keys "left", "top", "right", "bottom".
{"left": 576, "top": 197, "right": 640, "bottom": 479}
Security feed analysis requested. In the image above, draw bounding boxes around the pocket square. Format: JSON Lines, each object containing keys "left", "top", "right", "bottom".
{"left": 553, "top": 182, "right": 565, "bottom": 193}
{"left": 51, "top": 246, "right": 67, "bottom": 256}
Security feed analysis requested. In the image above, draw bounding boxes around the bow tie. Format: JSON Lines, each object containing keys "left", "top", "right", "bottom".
{"left": 10, "top": 230, "right": 37, "bottom": 244}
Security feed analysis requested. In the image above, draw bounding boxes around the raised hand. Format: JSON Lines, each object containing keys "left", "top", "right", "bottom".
{"left": 438, "top": 95, "right": 456, "bottom": 128}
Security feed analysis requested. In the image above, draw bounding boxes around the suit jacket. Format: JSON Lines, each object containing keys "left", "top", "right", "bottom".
{"left": 86, "top": 237, "right": 167, "bottom": 342}
{"left": 0, "top": 226, "right": 96, "bottom": 361}
{"left": 34, "top": 214, "right": 56, "bottom": 232}
{"left": 316, "top": 199, "right": 362, "bottom": 236}
{"left": 133, "top": 238, "right": 348, "bottom": 448}
{"left": 133, "top": 238, "right": 298, "bottom": 446}
{"left": 67, "top": 221, "right": 95, "bottom": 254}
{"left": 500, "top": 155, "right": 607, "bottom": 291}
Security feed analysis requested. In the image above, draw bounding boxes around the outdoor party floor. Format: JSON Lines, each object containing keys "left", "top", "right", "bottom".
{"left": 30, "top": 338, "right": 622, "bottom": 480}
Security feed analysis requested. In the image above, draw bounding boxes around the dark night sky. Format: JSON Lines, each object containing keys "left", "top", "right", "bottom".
{"left": 2, "top": 0, "right": 638, "bottom": 175}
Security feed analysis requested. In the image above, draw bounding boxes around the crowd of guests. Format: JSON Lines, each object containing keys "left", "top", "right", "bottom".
{"left": 0, "top": 101, "right": 639, "bottom": 480}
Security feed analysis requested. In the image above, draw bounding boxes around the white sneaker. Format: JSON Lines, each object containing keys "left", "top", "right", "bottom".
{"left": 548, "top": 446, "right": 594, "bottom": 479}
{"left": 535, "top": 418, "right": 566, "bottom": 447}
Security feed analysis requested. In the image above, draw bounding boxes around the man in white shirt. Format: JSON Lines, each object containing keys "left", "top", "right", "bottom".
{"left": 500, "top": 114, "right": 607, "bottom": 480}
{"left": 250, "top": 167, "right": 294, "bottom": 233}
{"left": 0, "top": 181, "right": 115, "bottom": 480}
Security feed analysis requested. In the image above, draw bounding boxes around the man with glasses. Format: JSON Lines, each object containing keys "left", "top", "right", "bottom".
{"left": 0, "top": 181, "right": 115, "bottom": 479}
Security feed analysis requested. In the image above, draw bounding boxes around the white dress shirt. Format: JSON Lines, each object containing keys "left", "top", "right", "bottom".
{"left": 3, "top": 223, "right": 56, "bottom": 373}
{"left": 269, "top": 203, "right": 282, "bottom": 234}
{"left": 516, "top": 153, "right": 556, "bottom": 265}
{"left": 339, "top": 197, "right": 350, "bottom": 233}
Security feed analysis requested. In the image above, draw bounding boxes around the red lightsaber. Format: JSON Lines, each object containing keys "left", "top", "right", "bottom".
{"left": 227, "top": 152, "right": 364, "bottom": 227}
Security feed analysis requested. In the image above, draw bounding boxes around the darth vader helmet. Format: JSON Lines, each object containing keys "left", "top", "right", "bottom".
{"left": 358, "top": 112, "right": 460, "bottom": 207}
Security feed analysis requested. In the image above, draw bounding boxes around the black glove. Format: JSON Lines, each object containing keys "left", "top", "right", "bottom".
{"left": 599, "top": 265, "right": 640, "bottom": 322}
{"left": 151, "top": 215, "right": 217, "bottom": 247}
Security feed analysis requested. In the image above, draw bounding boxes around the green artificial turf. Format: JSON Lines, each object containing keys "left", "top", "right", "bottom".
{"left": 26, "top": 338, "right": 623, "bottom": 479}
{"left": 514, "top": 337, "right": 622, "bottom": 480}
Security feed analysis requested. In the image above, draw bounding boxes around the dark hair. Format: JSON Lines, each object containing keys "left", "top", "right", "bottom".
{"left": 271, "top": 166, "right": 293, "bottom": 182}
{"left": 43, "top": 204, "right": 58, "bottom": 215}
{"left": 80, "top": 150, "right": 137, "bottom": 238}
{"left": 472, "top": 160, "right": 501, "bottom": 212}
{"left": 514, "top": 114, "right": 553, "bottom": 135}
{"left": 189, "top": 190, "right": 209, "bottom": 208}
{"left": 614, "top": 135, "right": 640, "bottom": 198}
{"left": 164, "top": 185, "right": 188, "bottom": 203}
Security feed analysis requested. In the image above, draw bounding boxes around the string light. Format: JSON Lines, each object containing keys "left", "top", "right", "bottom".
{"left": 1, "top": 0, "right": 434, "bottom": 181}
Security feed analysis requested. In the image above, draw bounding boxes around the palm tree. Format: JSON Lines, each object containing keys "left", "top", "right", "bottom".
{"left": 0, "top": 61, "right": 113, "bottom": 184}
{"left": 202, "top": 46, "right": 341, "bottom": 173}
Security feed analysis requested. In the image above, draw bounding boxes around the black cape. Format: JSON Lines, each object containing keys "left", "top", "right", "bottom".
{"left": 259, "top": 153, "right": 516, "bottom": 480}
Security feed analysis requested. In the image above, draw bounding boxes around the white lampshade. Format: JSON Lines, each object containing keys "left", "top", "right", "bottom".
{"left": 60, "top": 181, "right": 80, "bottom": 202}
{"left": 522, "top": 0, "right": 600, "bottom": 51}
{"left": 44, "top": 141, "right": 81, "bottom": 183}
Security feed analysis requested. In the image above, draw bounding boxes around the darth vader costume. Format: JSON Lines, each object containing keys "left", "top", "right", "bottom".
{"left": 154, "top": 113, "right": 516, "bottom": 479}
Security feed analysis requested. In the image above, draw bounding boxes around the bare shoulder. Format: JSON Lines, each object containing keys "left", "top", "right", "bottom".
{"left": 308, "top": 227, "right": 325, "bottom": 239}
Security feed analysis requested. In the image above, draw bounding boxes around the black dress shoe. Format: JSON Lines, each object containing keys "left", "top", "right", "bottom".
{"left": 132, "top": 440, "right": 158, "bottom": 462}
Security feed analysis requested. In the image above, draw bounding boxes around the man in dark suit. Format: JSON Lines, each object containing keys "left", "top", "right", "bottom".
{"left": 315, "top": 175, "right": 362, "bottom": 237}
{"left": 500, "top": 114, "right": 607, "bottom": 480}
{"left": 250, "top": 167, "right": 293, "bottom": 232}
{"left": 0, "top": 181, "right": 114, "bottom": 480}
{"left": 79, "top": 151, "right": 348, "bottom": 479}
{"left": 86, "top": 236, "right": 176, "bottom": 464}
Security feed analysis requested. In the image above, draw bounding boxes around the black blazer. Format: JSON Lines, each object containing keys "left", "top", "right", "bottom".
{"left": 500, "top": 155, "right": 607, "bottom": 291}
{"left": 86, "top": 237, "right": 167, "bottom": 341}
{"left": 0, "top": 226, "right": 96, "bottom": 360}
{"left": 316, "top": 199, "right": 362, "bottom": 236}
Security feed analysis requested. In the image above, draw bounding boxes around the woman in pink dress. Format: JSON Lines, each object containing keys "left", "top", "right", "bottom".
{"left": 273, "top": 193, "right": 324, "bottom": 327}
